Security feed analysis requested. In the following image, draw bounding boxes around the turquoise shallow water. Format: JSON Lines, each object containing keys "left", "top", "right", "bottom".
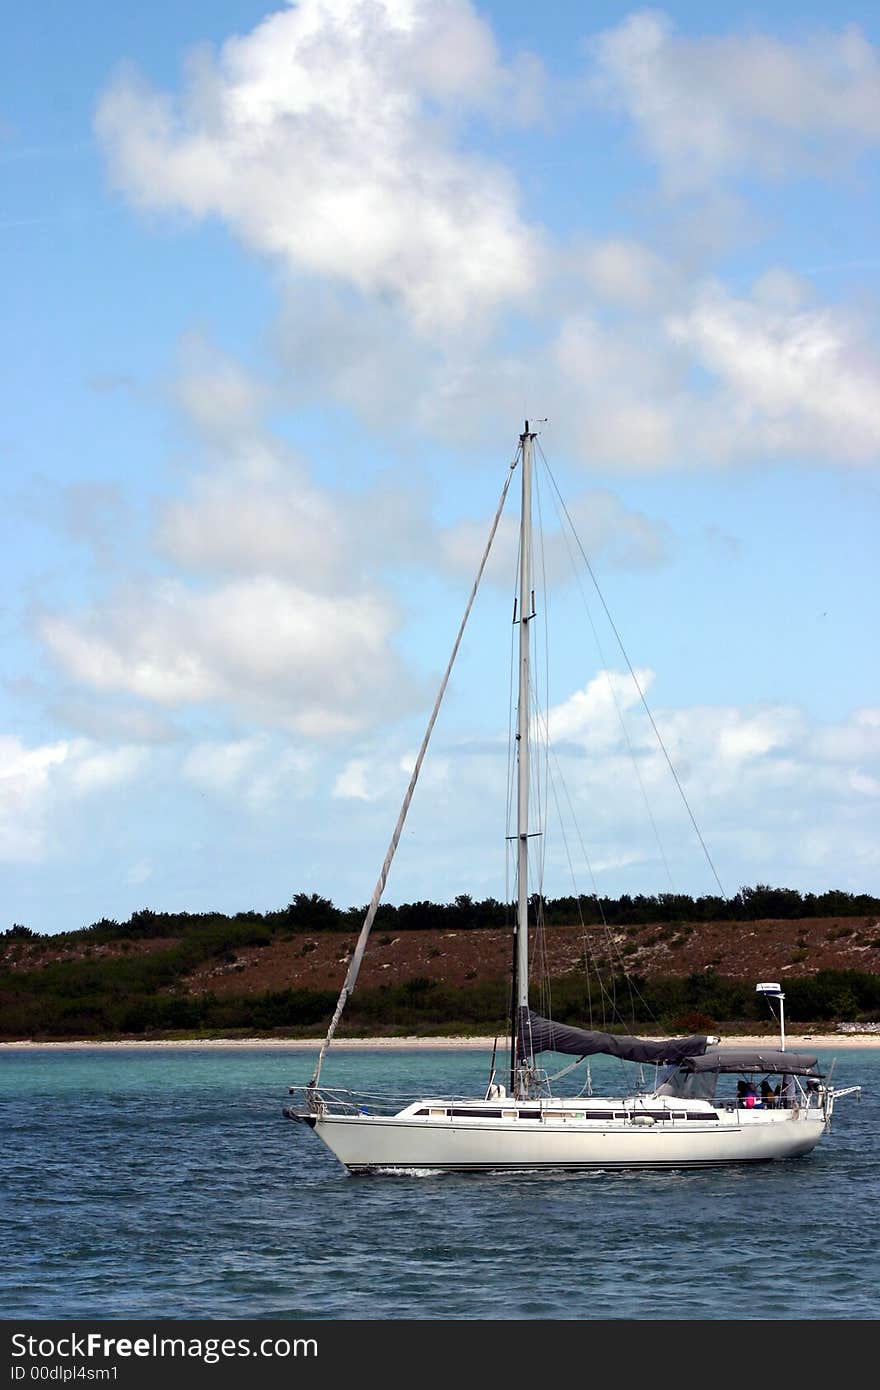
{"left": 1, "top": 1046, "right": 877, "bottom": 1320}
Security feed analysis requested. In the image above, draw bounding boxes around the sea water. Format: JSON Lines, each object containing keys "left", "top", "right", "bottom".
{"left": 1, "top": 1046, "right": 877, "bottom": 1320}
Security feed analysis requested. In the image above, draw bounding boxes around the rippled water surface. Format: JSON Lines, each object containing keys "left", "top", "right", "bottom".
{"left": 1, "top": 1046, "right": 877, "bottom": 1320}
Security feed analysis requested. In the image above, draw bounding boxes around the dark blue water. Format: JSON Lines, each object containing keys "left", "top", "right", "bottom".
{"left": 1, "top": 1046, "right": 876, "bottom": 1320}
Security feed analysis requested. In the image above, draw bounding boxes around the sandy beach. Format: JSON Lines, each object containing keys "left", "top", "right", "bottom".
{"left": 1, "top": 1032, "right": 878, "bottom": 1050}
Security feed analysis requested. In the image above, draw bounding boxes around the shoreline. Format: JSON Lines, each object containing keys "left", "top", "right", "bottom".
{"left": 1, "top": 1033, "right": 878, "bottom": 1051}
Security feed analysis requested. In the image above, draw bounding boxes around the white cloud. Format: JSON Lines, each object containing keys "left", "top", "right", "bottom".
{"left": 159, "top": 462, "right": 350, "bottom": 587}
{"left": 321, "top": 684, "right": 880, "bottom": 898}
{"left": 811, "top": 707, "right": 880, "bottom": 763}
{"left": 274, "top": 282, "right": 540, "bottom": 447}
{"left": 271, "top": 245, "right": 880, "bottom": 472}
{"left": 96, "top": 0, "right": 541, "bottom": 332}
{"left": 547, "top": 669, "right": 655, "bottom": 750}
{"left": 37, "top": 331, "right": 459, "bottom": 744}
{"left": 0, "top": 735, "right": 145, "bottom": 863}
{"left": 127, "top": 859, "right": 153, "bottom": 885}
{"left": 48, "top": 700, "right": 175, "bottom": 744}
{"left": 182, "top": 736, "right": 315, "bottom": 807}
{"left": 158, "top": 433, "right": 435, "bottom": 592}
{"left": 333, "top": 744, "right": 450, "bottom": 803}
{"left": 574, "top": 237, "right": 676, "bottom": 309}
{"left": 716, "top": 710, "right": 799, "bottom": 763}
{"left": 276, "top": 291, "right": 689, "bottom": 469}
{"left": 440, "top": 492, "right": 671, "bottom": 590}
{"left": 41, "top": 574, "right": 407, "bottom": 737}
{"left": 564, "top": 490, "right": 672, "bottom": 569}
{"left": 41, "top": 338, "right": 427, "bottom": 741}
{"left": 527, "top": 683, "right": 880, "bottom": 891}
{"left": 0, "top": 737, "right": 70, "bottom": 860}
{"left": 552, "top": 312, "right": 684, "bottom": 467}
{"left": 588, "top": 10, "right": 880, "bottom": 189}
{"left": 62, "top": 483, "right": 132, "bottom": 569}
{"left": 667, "top": 280, "right": 880, "bottom": 463}
{"left": 37, "top": 280, "right": 876, "bottom": 775}
{"left": 595, "top": 697, "right": 880, "bottom": 831}
{"left": 182, "top": 738, "right": 264, "bottom": 793}
{"left": 545, "top": 678, "right": 874, "bottom": 804}
{"left": 66, "top": 746, "right": 147, "bottom": 793}
{"left": 173, "top": 337, "right": 269, "bottom": 438}
{"left": 270, "top": 256, "right": 880, "bottom": 474}
{"left": 157, "top": 333, "right": 438, "bottom": 587}
{"left": 534, "top": 272, "right": 880, "bottom": 470}
{"left": 333, "top": 757, "right": 375, "bottom": 801}
{"left": 87, "top": 4, "right": 880, "bottom": 485}
{"left": 850, "top": 770, "right": 880, "bottom": 797}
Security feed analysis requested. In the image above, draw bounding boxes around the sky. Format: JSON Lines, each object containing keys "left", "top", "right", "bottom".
{"left": 2, "top": 0, "right": 879, "bottom": 935}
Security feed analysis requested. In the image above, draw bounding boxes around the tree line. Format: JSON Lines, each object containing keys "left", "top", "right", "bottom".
{"left": 5, "top": 883, "right": 880, "bottom": 945}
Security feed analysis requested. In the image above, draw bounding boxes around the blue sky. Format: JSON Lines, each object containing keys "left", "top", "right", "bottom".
{"left": 2, "top": 0, "right": 879, "bottom": 934}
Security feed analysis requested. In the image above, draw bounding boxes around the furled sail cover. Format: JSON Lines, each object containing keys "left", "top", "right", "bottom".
{"left": 517, "top": 1008, "right": 710, "bottom": 1064}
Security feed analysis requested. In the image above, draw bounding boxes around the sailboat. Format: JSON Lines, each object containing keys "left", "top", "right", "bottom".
{"left": 285, "top": 422, "right": 860, "bottom": 1172}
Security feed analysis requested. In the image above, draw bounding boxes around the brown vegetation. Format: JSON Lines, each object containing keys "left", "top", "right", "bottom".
{"left": 9, "top": 914, "right": 869, "bottom": 999}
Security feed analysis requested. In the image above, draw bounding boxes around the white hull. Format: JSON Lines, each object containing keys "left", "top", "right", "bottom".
{"left": 306, "top": 1107, "right": 826, "bottom": 1173}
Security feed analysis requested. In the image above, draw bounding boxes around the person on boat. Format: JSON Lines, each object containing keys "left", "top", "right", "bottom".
{"left": 738, "top": 1080, "right": 760, "bottom": 1108}
{"left": 760, "top": 1079, "right": 776, "bottom": 1108}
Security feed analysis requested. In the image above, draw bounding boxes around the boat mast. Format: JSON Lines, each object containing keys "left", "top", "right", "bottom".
{"left": 515, "top": 421, "right": 536, "bottom": 1095}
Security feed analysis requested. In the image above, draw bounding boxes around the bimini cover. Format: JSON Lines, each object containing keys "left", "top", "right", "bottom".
{"left": 517, "top": 1008, "right": 710, "bottom": 1064}
{"left": 681, "top": 1049, "right": 818, "bottom": 1075}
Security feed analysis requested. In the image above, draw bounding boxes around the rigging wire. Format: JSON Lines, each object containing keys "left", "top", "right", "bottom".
{"left": 522, "top": 451, "right": 701, "bottom": 1063}
{"left": 544, "top": 464, "right": 676, "bottom": 895}
{"left": 505, "top": 518, "right": 522, "bottom": 908}
{"left": 513, "top": 449, "right": 663, "bottom": 1044}
{"left": 538, "top": 442, "right": 726, "bottom": 900}
{"left": 530, "top": 474, "right": 667, "bottom": 1033}
{"left": 538, "top": 714, "right": 666, "bottom": 1035}
{"left": 525, "top": 460, "right": 638, "bottom": 1035}
{"left": 531, "top": 461, "right": 552, "bottom": 1024}
{"left": 529, "top": 679, "right": 624, "bottom": 1031}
